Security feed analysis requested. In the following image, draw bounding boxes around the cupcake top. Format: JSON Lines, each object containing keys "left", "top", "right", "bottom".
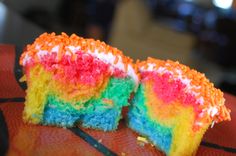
{"left": 138, "top": 57, "right": 231, "bottom": 129}
{"left": 20, "top": 32, "right": 138, "bottom": 85}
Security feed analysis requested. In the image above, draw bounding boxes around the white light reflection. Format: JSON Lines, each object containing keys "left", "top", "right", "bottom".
{"left": 0, "top": 2, "right": 7, "bottom": 41}
{"left": 213, "top": 0, "right": 233, "bottom": 9}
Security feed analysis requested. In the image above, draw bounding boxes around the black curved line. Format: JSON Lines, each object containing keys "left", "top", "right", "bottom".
{"left": 0, "top": 110, "right": 9, "bottom": 156}
{"left": 0, "top": 97, "right": 25, "bottom": 103}
{"left": 201, "top": 141, "right": 236, "bottom": 153}
{"left": 69, "top": 127, "right": 117, "bottom": 156}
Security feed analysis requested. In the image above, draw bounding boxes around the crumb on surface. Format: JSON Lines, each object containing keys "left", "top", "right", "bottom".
{"left": 137, "top": 136, "right": 149, "bottom": 146}
{"left": 137, "top": 136, "right": 149, "bottom": 143}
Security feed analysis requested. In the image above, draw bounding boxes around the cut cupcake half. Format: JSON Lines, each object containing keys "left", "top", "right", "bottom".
{"left": 128, "top": 57, "right": 231, "bottom": 155}
{"left": 20, "top": 32, "right": 138, "bottom": 131}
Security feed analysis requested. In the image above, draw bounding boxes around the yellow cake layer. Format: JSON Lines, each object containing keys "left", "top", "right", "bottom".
{"left": 23, "top": 64, "right": 109, "bottom": 124}
{"left": 144, "top": 82, "right": 210, "bottom": 156}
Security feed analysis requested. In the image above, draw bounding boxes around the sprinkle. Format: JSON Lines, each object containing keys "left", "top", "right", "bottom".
{"left": 138, "top": 58, "right": 231, "bottom": 130}
{"left": 113, "top": 56, "right": 119, "bottom": 64}
{"left": 124, "top": 63, "right": 128, "bottom": 72}
{"left": 210, "top": 121, "right": 215, "bottom": 128}
{"left": 19, "top": 32, "right": 139, "bottom": 84}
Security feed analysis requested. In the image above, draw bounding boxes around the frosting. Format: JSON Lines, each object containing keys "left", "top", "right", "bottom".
{"left": 138, "top": 58, "right": 231, "bottom": 127}
{"left": 20, "top": 32, "right": 139, "bottom": 86}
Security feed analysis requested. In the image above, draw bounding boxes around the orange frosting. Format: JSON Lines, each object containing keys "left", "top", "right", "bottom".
{"left": 19, "top": 32, "right": 135, "bottom": 73}
{"left": 137, "top": 57, "right": 231, "bottom": 124}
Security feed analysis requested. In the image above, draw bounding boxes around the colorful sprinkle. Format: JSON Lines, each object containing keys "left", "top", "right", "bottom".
{"left": 138, "top": 58, "right": 231, "bottom": 130}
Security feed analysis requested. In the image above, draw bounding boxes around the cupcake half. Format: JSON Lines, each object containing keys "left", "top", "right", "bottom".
{"left": 20, "top": 32, "right": 138, "bottom": 131}
{"left": 128, "top": 57, "right": 230, "bottom": 155}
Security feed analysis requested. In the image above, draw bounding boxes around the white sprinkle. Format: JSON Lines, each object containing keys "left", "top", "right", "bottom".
{"left": 211, "top": 121, "right": 215, "bottom": 128}
{"left": 22, "top": 54, "right": 31, "bottom": 66}
{"left": 195, "top": 122, "right": 203, "bottom": 126}
{"left": 197, "top": 97, "right": 204, "bottom": 105}
{"left": 67, "top": 45, "right": 81, "bottom": 54}
{"left": 156, "top": 67, "right": 167, "bottom": 73}
{"left": 51, "top": 45, "right": 59, "bottom": 52}
{"left": 37, "top": 50, "right": 48, "bottom": 58}
{"left": 207, "top": 106, "right": 218, "bottom": 117}
{"left": 147, "top": 63, "right": 156, "bottom": 71}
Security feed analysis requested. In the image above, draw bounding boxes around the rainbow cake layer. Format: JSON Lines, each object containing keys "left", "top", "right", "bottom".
{"left": 128, "top": 58, "right": 231, "bottom": 155}
{"left": 20, "top": 32, "right": 138, "bottom": 131}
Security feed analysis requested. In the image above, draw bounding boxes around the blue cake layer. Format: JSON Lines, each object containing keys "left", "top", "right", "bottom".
{"left": 43, "top": 94, "right": 122, "bottom": 131}
{"left": 82, "top": 107, "right": 121, "bottom": 131}
{"left": 128, "top": 85, "right": 173, "bottom": 154}
{"left": 42, "top": 95, "right": 82, "bottom": 127}
{"left": 42, "top": 76, "right": 135, "bottom": 130}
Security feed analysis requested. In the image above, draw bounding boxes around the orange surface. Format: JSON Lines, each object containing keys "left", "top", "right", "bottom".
{"left": 0, "top": 44, "right": 236, "bottom": 156}
{"left": 0, "top": 45, "right": 25, "bottom": 98}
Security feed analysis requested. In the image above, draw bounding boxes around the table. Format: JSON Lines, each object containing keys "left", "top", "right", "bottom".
{"left": 0, "top": 45, "right": 235, "bottom": 156}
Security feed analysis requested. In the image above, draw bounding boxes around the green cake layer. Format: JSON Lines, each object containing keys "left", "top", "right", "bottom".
{"left": 43, "top": 76, "right": 135, "bottom": 131}
{"left": 128, "top": 84, "right": 173, "bottom": 153}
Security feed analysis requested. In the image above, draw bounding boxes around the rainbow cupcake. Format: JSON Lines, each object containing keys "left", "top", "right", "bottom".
{"left": 20, "top": 32, "right": 138, "bottom": 131}
{"left": 128, "top": 58, "right": 231, "bottom": 155}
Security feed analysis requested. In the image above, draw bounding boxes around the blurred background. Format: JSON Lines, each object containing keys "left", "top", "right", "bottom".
{"left": 0, "top": 0, "right": 236, "bottom": 95}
